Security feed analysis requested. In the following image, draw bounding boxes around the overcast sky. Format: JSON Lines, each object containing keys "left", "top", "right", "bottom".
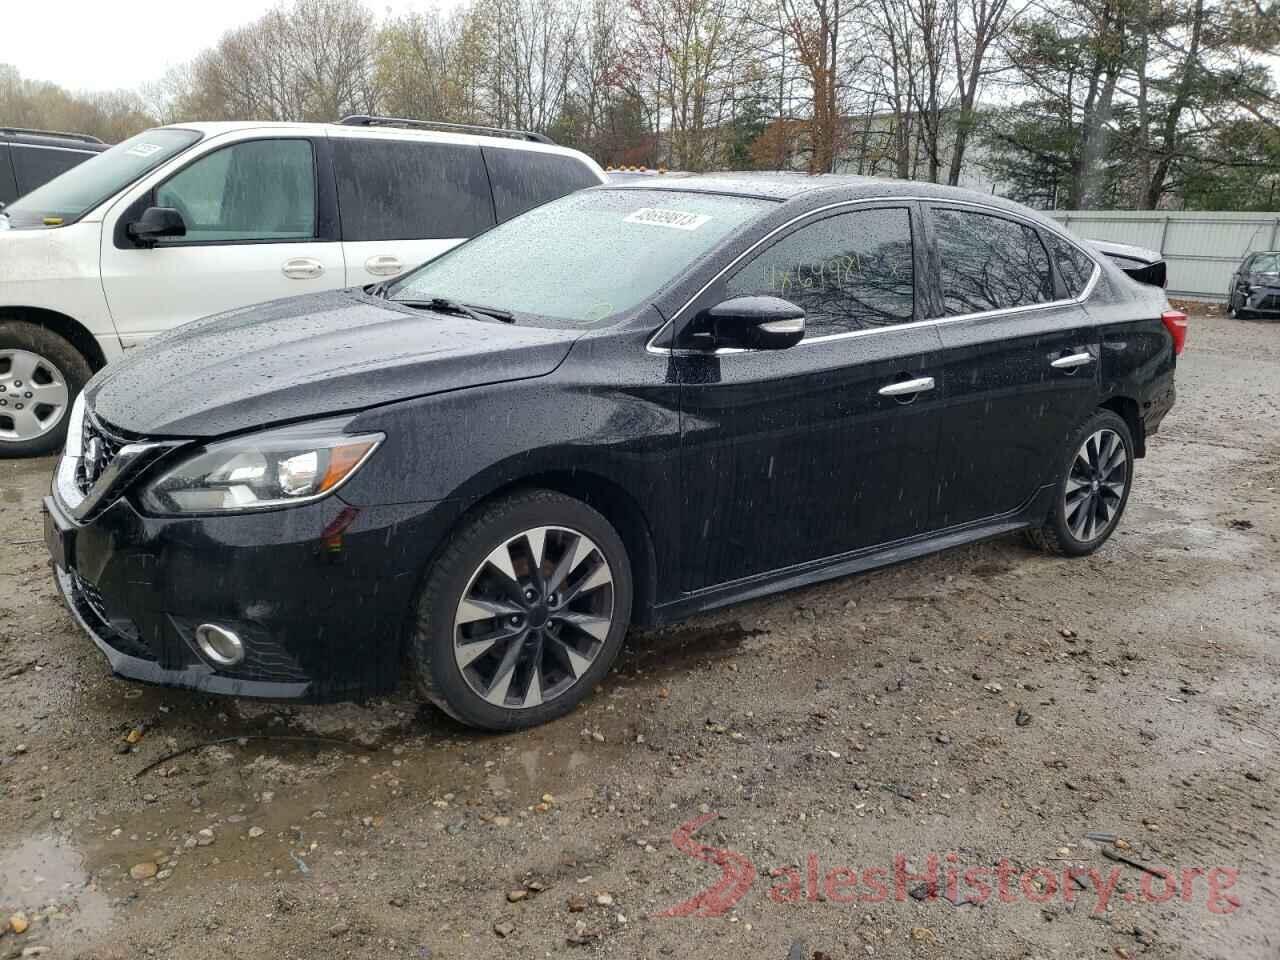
{"left": 4, "top": 0, "right": 443, "bottom": 93}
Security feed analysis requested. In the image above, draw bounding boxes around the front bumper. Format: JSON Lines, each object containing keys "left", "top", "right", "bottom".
{"left": 1242, "top": 288, "right": 1280, "bottom": 315}
{"left": 45, "top": 487, "right": 461, "bottom": 702}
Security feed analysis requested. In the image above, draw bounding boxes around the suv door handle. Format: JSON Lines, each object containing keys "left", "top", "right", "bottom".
{"left": 1050, "top": 352, "right": 1094, "bottom": 370}
{"left": 878, "top": 376, "right": 936, "bottom": 397}
{"left": 282, "top": 257, "right": 325, "bottom": 280}
{"left": 365, "top": 254, "right": 403, "bottom": 277}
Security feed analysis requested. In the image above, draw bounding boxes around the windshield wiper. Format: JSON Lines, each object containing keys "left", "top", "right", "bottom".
{"left": 393, "top": 297, "right": 515, "bottom": 324}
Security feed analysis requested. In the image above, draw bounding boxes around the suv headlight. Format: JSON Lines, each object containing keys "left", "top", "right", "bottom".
{"left": 139, "top": 419, "right": 383, "bottom": 515}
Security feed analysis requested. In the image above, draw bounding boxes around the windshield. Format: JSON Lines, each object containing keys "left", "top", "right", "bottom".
{"left": 389, "top": 188, "right": 773, "bottom": 325}
{"left": 1250, "top": 253, "right": 1280, "bottom": 274}
{"left": 1, "top": 128, "right": 202, "bottom": 227}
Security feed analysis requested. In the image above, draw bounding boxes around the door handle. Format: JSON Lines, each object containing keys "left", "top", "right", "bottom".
{"left": 365, "top": 254, "right": 404, "bottom": 277}
{"left": 1051, "top": 352, "right": 1094, "bottom": 370}
{"left": 282, "top": 257, "right": 324, "bottom": 280}
{"left": 878, "top": 376, "right": 936, "bottom": 397}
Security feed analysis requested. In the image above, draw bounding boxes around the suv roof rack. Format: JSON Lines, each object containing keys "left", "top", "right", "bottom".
{"left": 338, "top": 115, "right": 555, "bottom": 146}
{"left": 0, "top": 126, "right": 104, "bottom": 145}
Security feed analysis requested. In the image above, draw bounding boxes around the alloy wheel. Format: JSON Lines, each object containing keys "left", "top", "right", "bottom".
{"left": 452, "top": 525, "right": 614, "bottom": 709}
{"left": 0, "top": 349, "right": 70, "bottom": 443}
{"left": 1064, "top": 428, "right": 1128, "bottom": 543}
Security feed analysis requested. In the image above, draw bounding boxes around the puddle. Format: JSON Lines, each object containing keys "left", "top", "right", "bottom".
{"left": 0, "top": 833, "right": 115, "bottom": 946}
{"left": 60, "top": 713, "right": 625, "bottom": 907}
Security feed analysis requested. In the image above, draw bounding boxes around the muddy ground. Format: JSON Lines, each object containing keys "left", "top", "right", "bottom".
{"left": 0, "top": 311, "right": 1276, "bottom": 960}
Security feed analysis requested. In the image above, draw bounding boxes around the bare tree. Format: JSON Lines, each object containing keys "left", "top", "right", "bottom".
{"left": 946, "top": 0, "right": 1016, "bottom": 185}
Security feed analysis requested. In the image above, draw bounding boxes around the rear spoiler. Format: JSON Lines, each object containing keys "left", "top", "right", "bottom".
{"left": 1087, "top": 239, "right": 1167, "bottom": 288}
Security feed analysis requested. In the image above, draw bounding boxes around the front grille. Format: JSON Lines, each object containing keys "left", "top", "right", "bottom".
{"left": 1258, "top": 294, "right": 1280, "bottom": 311}
{"left": 74, "top": 414, "right": 125, "bottom": 496}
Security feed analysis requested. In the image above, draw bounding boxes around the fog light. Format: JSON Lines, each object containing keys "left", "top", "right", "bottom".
{"left": 195, "top": 624, "right": 244, "bottom": 666}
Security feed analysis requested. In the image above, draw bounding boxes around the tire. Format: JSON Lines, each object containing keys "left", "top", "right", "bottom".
{"left": 409, "top": 489, "right": 633, "bottom": 731}
{"left": 1025, "top": 409, "right": 1134, "bottom": 557}
{"left": 0, "top": 320, "right": 92, "bottom": 458}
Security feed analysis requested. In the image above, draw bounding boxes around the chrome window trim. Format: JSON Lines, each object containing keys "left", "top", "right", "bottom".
{"left": 645, "top": 194, "right": 1100, "bottom": 358}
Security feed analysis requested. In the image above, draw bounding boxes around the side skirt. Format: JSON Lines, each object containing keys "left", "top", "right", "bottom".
{"left": 648, "top": 485, "right": 1055, "bottom": 626}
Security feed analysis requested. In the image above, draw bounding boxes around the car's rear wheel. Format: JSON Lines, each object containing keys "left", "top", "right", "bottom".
{"left": 0, "top": 320, "right": 92, "bottom": 458}
{"left": 409, "top": 489, "right": 632, "bottom": 730}
{"left": 1026, "top": 409, "right": 1134, "bottom": 557}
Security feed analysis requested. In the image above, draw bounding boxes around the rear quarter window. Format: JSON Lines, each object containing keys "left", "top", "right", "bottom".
{"left": 1045, "top": 234, "right": 1096, "bottom": 298}
{"left": 483, "top": 147, "right": 601, "bottom": 222}
{"left": 334, "top": 138, "right": 495, "bottom": 242}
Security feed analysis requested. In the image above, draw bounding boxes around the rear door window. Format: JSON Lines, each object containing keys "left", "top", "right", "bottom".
{"left": 932, "top": 207, "right": 1053, "bottom": 315}
{"left": 334, "top": 138, "right": 494, "bottom": 241}
{"left": 155, "top": 138, "right": 316, "bottom": 243}
{"left": 724, "top": 207, "right": 915, "bottom": 336}
{"left": 483, "top": 147, "right": 601, "bottom": 222}
{"left": 11, "top": 145, "right": 94, "bottom": 195}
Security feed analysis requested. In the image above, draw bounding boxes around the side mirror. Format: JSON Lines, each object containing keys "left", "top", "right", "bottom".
{"left": 127, "top": 206, "right": 186, "bottom": 245}
{"left": 704, "top": 296, "right": 805, "bottom": 350}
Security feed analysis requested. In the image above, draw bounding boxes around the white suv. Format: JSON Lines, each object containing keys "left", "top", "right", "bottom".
{"left": 0, "top": 117, "right": 606, "bottom": 455}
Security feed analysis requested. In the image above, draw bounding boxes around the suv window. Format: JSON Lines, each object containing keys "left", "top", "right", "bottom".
{"left": 1045, "top": 234, "right": 1095, "bottom": 298}
{"left": 334, "top": 138, "right": 494, "bottom": 242}
{"left": 0, "top": 145, "right": 16, "bottom": 206}
{"left": 933, "top": 208, "right": 1052, "bottom": 315}
{"left": 483, "top": 148, "right": 601, "bottom": 222}
{"left": 155, "top": 139, "right": 316, "bottom": 243}
{"left": 11, "top": 145, "right": 94, "bottom": 195}
{"left": 724, "top": 208, "right": 915, "bottom": 336}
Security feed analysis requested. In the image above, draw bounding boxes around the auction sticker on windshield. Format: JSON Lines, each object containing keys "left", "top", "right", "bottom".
{"left": 624, "top": 208, "right": 711, "bottom": 230}
{"left": 125, "top": 143, "right": 165, "bottom": 158}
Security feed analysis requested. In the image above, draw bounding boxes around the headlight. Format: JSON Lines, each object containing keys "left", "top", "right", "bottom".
{"left": 139, "top": 419, "right": 383, "bottom": 515}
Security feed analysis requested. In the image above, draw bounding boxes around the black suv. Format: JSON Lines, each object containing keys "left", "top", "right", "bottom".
{"left": 0, "top": 127, "right": 107, "bottom": 208}
{"left": 44, "top": 174, "right": 1184, "bottom": 730}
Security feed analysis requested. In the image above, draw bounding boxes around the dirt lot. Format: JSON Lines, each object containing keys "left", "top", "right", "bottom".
{"left": 0, "top": 312, "right": 1277, "bottom": 960}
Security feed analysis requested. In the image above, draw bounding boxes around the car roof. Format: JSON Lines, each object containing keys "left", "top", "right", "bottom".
{"left": 600, "top": 171, "right": 1055, "bottom": 220}
{"left": 160, "top": 121, "right": 604, "bottom": 170}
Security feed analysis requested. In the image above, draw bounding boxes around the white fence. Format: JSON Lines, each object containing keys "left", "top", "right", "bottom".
{"left": 1047, "top": 210, "right": 1280, "bottom": 302}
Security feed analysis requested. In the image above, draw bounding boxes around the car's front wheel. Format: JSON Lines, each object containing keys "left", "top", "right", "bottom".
{"left": 1026, "top": 409, "right": 1134, "bottom": 557}
{"left": 0, "top": 320, "right": 91, "bottom": 458}
{"left": 410, "top": 489, "right": 632, "bottom": 730}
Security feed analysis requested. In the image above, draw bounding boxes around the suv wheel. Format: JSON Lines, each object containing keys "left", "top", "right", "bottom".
{"left": 410, "top": 489, "right": 633, "bottom": 730}
{"left": 0, "top": 320, "right": 92, "bottom": 457}
{"left": 1026, "top": 409, "right": 1134, "bottom": 557}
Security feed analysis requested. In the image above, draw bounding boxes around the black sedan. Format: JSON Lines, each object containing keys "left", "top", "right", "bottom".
{"left": 1227, "top": 250, "right": 1280, "bottom": 319}
{"left": 44, "top": 174, "right": 1184, "bottom": 730}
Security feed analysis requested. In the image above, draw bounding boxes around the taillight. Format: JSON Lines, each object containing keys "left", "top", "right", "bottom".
{"left": 1162, "top": 310, "right": 1188, "bottom": 355}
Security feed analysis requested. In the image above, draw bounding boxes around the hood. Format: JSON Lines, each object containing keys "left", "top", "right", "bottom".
{"left": 85, "top": 290, "right": 581, "bottom": 437}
